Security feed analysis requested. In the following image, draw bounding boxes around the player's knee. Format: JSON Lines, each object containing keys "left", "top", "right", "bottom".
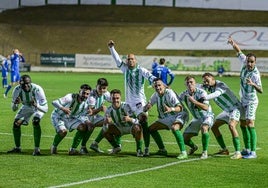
{"left": 77, "top": 124, "right": 87, "bottom": 131}
{"left": 228, "top": 122, "right": 236, "bottom": 131}
{"left": 13, "top": 120, "right": 21, "bottom": 128}
{"left": 211, "top": 125, "right": 218, "bottom": 132}
{"left": 171, "top": 123, "right": 182, "bottom": 131}
{"left": 85, "top": 121, "right": 94, "bottom": 131}
{"left": 58, "top": 130, "right": 67, "bottom": 137}
{"left": 138, "top": 113, "right": 147, "bottom": 123}
{"left": 32, "top": 117, "right": 40, "bottom": 127}
{"left": 133, "top": 125, "right": 142, "bottom": 133}
{"left": 149, "top": 125, "right": 155, "bottom": 132}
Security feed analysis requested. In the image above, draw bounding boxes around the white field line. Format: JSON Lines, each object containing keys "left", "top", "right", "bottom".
{"left": 48, "top": 158, "right": 201, "bottom": 188}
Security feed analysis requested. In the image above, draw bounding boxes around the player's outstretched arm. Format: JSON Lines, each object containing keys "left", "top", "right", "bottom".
{"left": 227, "top": 36, "right": 241, "bottom": 53}
{"left": 108, "top": 40, "right": 124, "bottom": 68}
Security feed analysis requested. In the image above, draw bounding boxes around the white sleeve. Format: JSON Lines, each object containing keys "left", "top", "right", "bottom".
{"left": 11, "top": 86, "right": 21, "bottom": 111}
{"left": 35, "top": 86, "right": 48, "bottom": 113}
{"left": 141, "top": 66, "right": 156, "bottom": 83}
{"left": 109, "top": 46, "right": 124, "bottom": 68}
{"left": 205, "top": 90, "right": 222, "bottom": 100}
{"left": 52, "top": 93, "right": 73, "bottom": 109}
{"left": 238, "top": 52, "right": 247, "bottom": 67}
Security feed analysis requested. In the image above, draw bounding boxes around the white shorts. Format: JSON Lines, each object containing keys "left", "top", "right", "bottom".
{"left": 215, "top": 107, "right": 241, "bottom": 123}
{"left": 89, "top": 114, "right": 105, "bottom": 125}
{"left": 240, "top": 102, "right": 257, "bottom": 120}
{"left": 15, "top": 105, "right": 45, "bottom": 125}
{"left": 184, "top": 114, "right": 214, "bottom": 136}
{"left": 51, "top": 112, "right": 87, "bottom": 132}
{"left": 156, "top": 111, "right": 189, "bottom": 129}
{"left": 128, "top": 101, "right": 147, "bottom": 116}
{"left": 114, "top": 124, "right": 133, "bottom": 135}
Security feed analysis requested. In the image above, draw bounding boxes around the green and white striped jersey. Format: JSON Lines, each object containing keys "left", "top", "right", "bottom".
{"left": 149, "top": 88, "right": 182, "bottom": 119}
{"left": 109, "top": 47, "right": 156, "bottom": 105}
{"left": 11, "top": 83, "right": 48, "bottom": 113}
{"left": 238, "top": 52, "right": 262, "bottom": 104}
{"left": 105, "top": 102, "right": 138, "bottom": 127}
{"left": 52, "top": 93, "right": 89, "bottom": 118}
{"left": 87, "top": 89, "right": 111, "bottom": 109}
{"left": 205, "top": 80, "right": 241, "bottom": 112}
{"left": 178, "top": 87, "right": 213, "bottom": 119}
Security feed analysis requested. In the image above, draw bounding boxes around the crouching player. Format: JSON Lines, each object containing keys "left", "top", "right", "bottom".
{"left": 144, "top": 78, "right": 189, "bottom": 159}
{"left": 50, "top": 84, "right": 92, "bottom": 155}
{"left": 103, "top": 89, "right": 144, "bottom": 157}
{"left": 7, "top": 75, "right": 48, "bottom": 156}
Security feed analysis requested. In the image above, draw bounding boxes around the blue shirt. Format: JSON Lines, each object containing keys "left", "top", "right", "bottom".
{"left": 152, "top": 65, "right": 175, "bottom": 86}
{"left": 10, "top": 53, "right": 25, "bottom": 73}
{"left": 1, "top": 59, "right": 9, "bottom": 76}
{"left": 151, "top": 61, "right": 158, "bottom": 70}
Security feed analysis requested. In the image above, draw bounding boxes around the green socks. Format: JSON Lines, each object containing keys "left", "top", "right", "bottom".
{"left": 94, "top": 129, "right": 104, "bottom": 143}
{"left": 13, "top": 127, "right": 21, "bottom": 148}
{"left": 52, "top": 133, "right": 65, "bottom": 147}
{"left": 216, "top": 134, "right": 226, "bottom": 149}
{"left": 248, "top": 127, "right": 257, "bottom": 151}
{"left": 185, "top": 139, "right": 195, "bottom": 148}
{"left": 141, "top": 121, "right": 150, "bottom": 148}
{"left": 202, "top": 132, "right": 210, "bottom": 151}
{"left": 136, "top": 140, "right": 143, "bottom": 151}
{"left": 81, "top": 130, "right": 93, "bottom": 147}
{"left": 33, "top": 126, "right": 41, "bottom": 147}
{"left": 71, "top": 130, "right": 85, "bottom": 148}
{"left": 240, "top": 126, "right": 250, "bottom": 149}
{"left": 172, "top": 130, "right": 186, "bottom": 152}
{"left": 232, "top": 137, "right": 240, "bottom": 152}
{"left": 151, "top": 131, "right": 165, "bottom": 149}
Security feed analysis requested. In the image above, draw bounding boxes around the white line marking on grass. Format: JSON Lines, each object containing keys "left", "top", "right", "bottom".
{"left": 48, "top": 158, "right": 200, "bottom": 188}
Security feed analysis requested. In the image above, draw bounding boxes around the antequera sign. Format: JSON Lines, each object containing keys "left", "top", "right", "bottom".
{"left": 147, "top": 27, "right": 268, "bottom": 50}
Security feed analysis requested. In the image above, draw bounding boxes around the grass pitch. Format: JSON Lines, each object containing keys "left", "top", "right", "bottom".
{"left": 0, "top": 72, "right": 267, "bottom": 187}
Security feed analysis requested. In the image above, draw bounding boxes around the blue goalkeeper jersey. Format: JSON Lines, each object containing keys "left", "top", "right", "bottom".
{"left": 152, "top": 65, "right": 174, "bottom": 86}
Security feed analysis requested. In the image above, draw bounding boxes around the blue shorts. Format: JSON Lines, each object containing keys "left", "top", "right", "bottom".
{"left": 10, "top": 71, "right": 20, "bottom": 83}
{"left": 2, "top": 69, "right": 8, "bottom": 77}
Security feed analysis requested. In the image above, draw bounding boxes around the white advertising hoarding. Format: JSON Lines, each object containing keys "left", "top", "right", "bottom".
{"left": 75, "top": 54, "right": 118, "bottom": 69}
{"left": 47, "top": 0, "right": 77, "bottom": 4}
{"left": 146, "top": 0, "right": 173, "bottom": 7}
{"left": 116, "top": 0, "right": 143, "bottom": 5}
{"left": 21, "top": 0, "right": 45, "bottom": 6}
{"left": 75, "top": 54, "right": 268, "bottom": 73}
{"left": 81, "top": 0, "right": 110, "bottom": 5}
{"left": 147, "top": 27, "right": 268, "bottom": 50}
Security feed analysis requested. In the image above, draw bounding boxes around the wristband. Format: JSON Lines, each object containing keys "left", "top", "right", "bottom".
{"left": 171, "top": 107, "right": 175, "bottom": 112}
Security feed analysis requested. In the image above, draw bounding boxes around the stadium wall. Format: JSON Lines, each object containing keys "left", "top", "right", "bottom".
{"left": 36, "top": 53, "right": 268, "bottom": 75}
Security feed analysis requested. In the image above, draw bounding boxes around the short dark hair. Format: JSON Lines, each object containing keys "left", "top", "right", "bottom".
{"left": 246, "top": 53, "right": 256, "bottom": 61}
{"left": 184, "top": 75, "right": 195, "bottom": 81}
{"left": 20, "top": 74, "right": 31, "bottom": 85}
{"left": 202, "top": 72, "right": 214, "bottom": 78}
{"left": 80, "top": 84, "right": 91, "bottom": 90}
{"left": 97, "top": 78, "right": 108, "bottom": 86}
{"left": 110, "top": 89, "right": 121, "bottom": 95}
{"left": 159, "top": 58, "right": 165, "bottom": 65}
{"left": 153, "top": 77, "right": 162, "bottom": 83}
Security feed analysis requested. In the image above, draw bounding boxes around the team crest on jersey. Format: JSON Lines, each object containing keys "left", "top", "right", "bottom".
{"left": 171, "top": 97, "right": 176, "bottom": 105}
{"left": 88, "top": 97, "right": 95, "bottom": 105}
{"left": 40, "top": 99, "right": 45, "bottom": 103}
{"left": 145, "top": 72, "right": 150, "bottom": 77}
